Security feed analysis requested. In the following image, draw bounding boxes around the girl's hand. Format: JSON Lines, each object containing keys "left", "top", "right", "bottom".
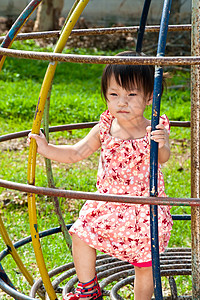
{"left": 146, "top": 124, "right": 168, "bottom": 149}
{"left": 27, "top": 130, "right": 48, "bottom": 155}
{"left": 146, "top": 123, "right": 170, "bottom": 164}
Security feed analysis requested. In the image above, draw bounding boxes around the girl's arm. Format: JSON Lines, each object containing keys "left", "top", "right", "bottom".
{"left": 27, "top": 124, "right": 101, "bottom": 163}
{"left": 146, "top": 123, "right": 170, "bottom": 164}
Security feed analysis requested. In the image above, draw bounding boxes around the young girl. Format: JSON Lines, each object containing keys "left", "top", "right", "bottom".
{"left": 28, "top": 51, "right": 172, "bottom": 300}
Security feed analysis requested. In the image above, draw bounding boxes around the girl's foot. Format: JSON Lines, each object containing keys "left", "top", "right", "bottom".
{"left": 63, "top": 274, "right": 102, "bottom": 300}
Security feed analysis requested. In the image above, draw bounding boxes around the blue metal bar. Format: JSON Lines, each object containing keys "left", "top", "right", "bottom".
{"left": 0, "top": 0, "right": 42, "bottom": 63}
{"left": 0, "top": 262, "right": 15, "bottom": 288}
{"left": 0, "top": 224, "right": 72, "bottom": 261}
{"left": 0, "top": 263, "right": 19, "bottom": 300}
{"left": 136, "top": 0, "right": 152, "bottom": 53}
{"left": 172, "top": 215, "right": 191, "bottom": 221}
{"left": 0, "top": 225, "right": 72, "bottom": 300}
{"left": 150, "top": 0, "right": 172, "bottom": 299}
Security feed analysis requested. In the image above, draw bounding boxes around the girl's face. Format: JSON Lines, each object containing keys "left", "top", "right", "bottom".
{"left": 106, "top": 75, "right": 152, "bottom": 123}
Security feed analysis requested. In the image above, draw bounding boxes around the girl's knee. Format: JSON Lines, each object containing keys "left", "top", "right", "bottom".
{"left": 71, "top": 234, "right": 93, "bottom": 249}
{"left": 134, "top": 266, "right": 153, "bottom": 276}
{"left": 71, "top": 233, "right": 82, "bottom": 244}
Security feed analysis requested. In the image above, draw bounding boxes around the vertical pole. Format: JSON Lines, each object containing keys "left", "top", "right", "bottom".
{"left": 191, "top": 1, "right": 200, "bottom": 298}
{"left": 150, "top": 0, "right": 172, "bottom": 299}
{"left": 136, "top": 0, "right": 152, "bottom": 53}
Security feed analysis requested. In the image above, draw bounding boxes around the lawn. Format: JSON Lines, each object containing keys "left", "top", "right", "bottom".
{"left": 0, "top": 40, "right": 192, "bottom": 298}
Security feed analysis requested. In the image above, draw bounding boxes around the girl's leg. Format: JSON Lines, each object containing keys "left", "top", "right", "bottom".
{"left": 64, "top": 234, "right": 102, "bottom": 299}
{"left": 134, "top": 266, "right": 154, "bottom": 300}
{"left": 71, "top": 233, "right": 97, "bottom": 282}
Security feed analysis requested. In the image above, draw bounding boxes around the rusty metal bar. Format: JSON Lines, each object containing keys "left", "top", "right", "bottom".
{"left": 0, "top": 178, "right": 200, "bottom": 207}
{"left": 0, "top": 47, "right": 200, "bottom": 65}
{"left": 191, "top": 0, "right": 200, "bottom": 298}
{"left": 0, "top": 120, "right": 190, "bottom": 143}
{"left": 0, "top": 24, "right": 191, "bottom": 43}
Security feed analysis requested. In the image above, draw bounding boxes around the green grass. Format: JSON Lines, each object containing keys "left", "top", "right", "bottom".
{"left": 0, "top": 40, "right": 193, "bottom": 298}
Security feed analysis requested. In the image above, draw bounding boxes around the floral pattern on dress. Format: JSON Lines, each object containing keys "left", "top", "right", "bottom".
{"left": 69, "top": 110, "right": 173, "bottom": 264}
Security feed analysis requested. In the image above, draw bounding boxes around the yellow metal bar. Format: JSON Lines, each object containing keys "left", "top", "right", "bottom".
{"left": 0, "top": 215, "right": 34, "bottom": 285}
{"left": 27, "top": 1, "right": 90, "bottom": 299}
{"left": 0, "top": 215, "right": 45, "bottom": 298}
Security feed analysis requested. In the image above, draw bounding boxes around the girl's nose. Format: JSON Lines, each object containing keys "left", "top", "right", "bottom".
{"left": 118, "top": 96, "right": 128, "bottom": 106}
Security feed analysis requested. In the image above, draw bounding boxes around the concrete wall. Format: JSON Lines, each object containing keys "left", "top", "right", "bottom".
{"left": 0, "top": 0, "right": 191, "bottom": 26}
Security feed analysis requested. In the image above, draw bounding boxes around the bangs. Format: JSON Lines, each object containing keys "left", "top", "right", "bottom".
{"left": 101, "top": 63, "right": 155, "bottom": 101}
{"left": 112, "top": 65, "right": 144, "bottom": 92}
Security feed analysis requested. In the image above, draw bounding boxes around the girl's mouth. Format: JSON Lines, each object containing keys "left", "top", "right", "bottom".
{"left": 117, "top": 110, "right": 129, "bottom": 113}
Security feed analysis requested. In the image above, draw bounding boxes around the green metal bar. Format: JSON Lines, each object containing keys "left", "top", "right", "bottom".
{"left": 43, "top": 88, "right": 72, "bottom": 253}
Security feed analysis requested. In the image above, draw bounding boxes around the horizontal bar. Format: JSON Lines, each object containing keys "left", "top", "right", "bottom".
{"left": 0, "top": 120, "right": 190, "bottom": 143}
{"left": 0, "top": 47, "right": 199, "bottom": 65}
{"left": 0, "top": 24, "right": 191, "bottom": 43}
{"left": 0, "top": 216, "right": 190, "bottom": 261}
{"left": 0, "top": 179, "right": 199, "bottom": 207}
{"left": 172, "top": 215, "right": 191, "bottom": 220}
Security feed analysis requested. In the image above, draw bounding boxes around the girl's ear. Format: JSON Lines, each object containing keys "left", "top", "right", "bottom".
{"left": 146, "top": 93, "right": 153, "bottom": 106}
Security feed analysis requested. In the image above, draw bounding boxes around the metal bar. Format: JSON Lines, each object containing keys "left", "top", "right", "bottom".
{"left": 0, "top": 215, "right": 36, "bottom": 288}
{"left": 1, "top": 178, "right": 200, "bottom": 207}
{"left": 0, "top": 47, "right": 199, "bottom": 65}
{"left": 0, "top": 0, "right": 42, "bottom": 71}
{"left": 172, "top": 215, "right": 191, "bottom": 221}
{"left": 191, "top": 0, "right": 200, "bottom": 298}
{"left": 0, "top": 225, "right": 72, "bottom": 262}
{"left": 0, "top": 24, "right": 191, "bottom": 43}
{"left": 150, "top": 0, "right": 172, "bottom": 299}
{"left": 136, "top": 0, "right": 152, "bottom": 53}
{"left": 0, "top": 278, "right": 36, "bottom": 300}
{"left": 0, "top": 262, "right": 17, "bottom": 298}
{"left": 43, "top": 86, "right": 72, "bottom": 253}
{"left": 0, "top": 120, "right": 190, "bottom": 143}
{"left": 27, "top": 1, "right": 90, "bottom": 299}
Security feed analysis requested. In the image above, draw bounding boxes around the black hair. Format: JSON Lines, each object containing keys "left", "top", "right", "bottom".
{"left": 101, "top": 51, "right": 162, "bottom": 102}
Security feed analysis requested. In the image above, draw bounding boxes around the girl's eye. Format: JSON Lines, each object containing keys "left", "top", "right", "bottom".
{"left": 110, "top": 93, "right": 118, "bottom": 96}
{"left": 129, "top": 93, "right": 136, "bottom": 96}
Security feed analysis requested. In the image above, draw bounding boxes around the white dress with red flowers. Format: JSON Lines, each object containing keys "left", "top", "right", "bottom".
{"left": 69, "top": 110, "right": 173, "bottom": 264}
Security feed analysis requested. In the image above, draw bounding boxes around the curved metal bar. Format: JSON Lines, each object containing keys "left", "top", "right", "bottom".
{"left": 0, "top": 24, "right": 191, "bottom": 43}
{"left": 27, "top": 1, "right": 90, "bottom": 299}
{"left": 0, "top": 215, "right": 33, "bottom": 285}
{"left": 0, "top": 47, "right": 199, "bottom": 65}
{"left": 0, "top": 225, "right": 72, "bottom": 261}
{"left": 172, "top": 215, "right": 191, "bottom": 221}
{"left": 1, "top": 178, "right": 200, "bottom": 207}
{"left": 43, "top": 88, "right": 72, "bottom": 253}
{"left": 136, "top": 0, "right": 152, "bottom": 53}
{"left": 0, "top": 262, "right": 16, "bottom": 294}
{"left": 0, "top": 0, "right": 42, "bottom": 71}
{"left": 0, "top": 278, "right": 36, "bottom": 300}
{"left": 150, "top": 0, "right": 172, "bottom": 299}
{"left": 0, "top": 120, "right": 190, "bottom": 143}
